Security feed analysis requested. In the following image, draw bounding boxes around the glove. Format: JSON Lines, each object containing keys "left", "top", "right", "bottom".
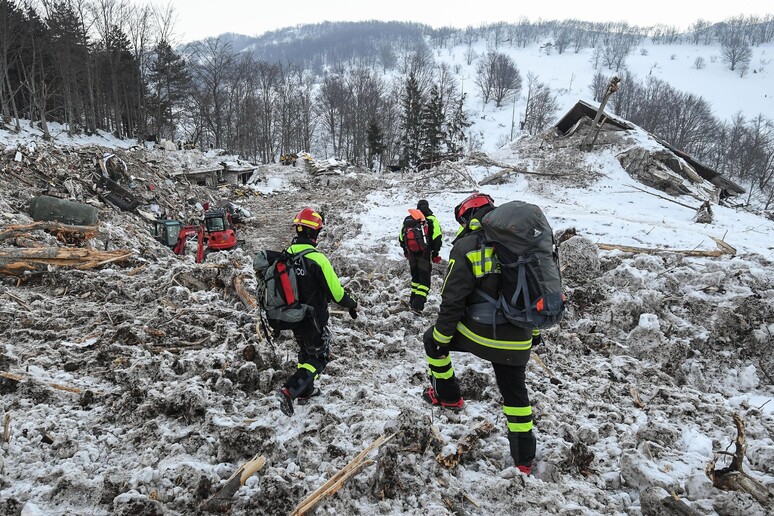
{"left": 423, "top": 327, "right": 447, "bottom": 359}
{"left": 531, "top": 331, "right": 542, "bottom": 348}
{"left": 432, "top": 255, "right": 441, "bottom": 264}
{"left": 349, "top": 308, "right": 358, "bottom": 319}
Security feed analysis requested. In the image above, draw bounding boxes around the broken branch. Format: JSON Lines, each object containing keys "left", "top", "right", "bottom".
{"left": 291, "top": 433, "right": 395, "bottom": 515}
{"left": 201, "top": 454, "right": 266, "bottom": 511}
{"left": 706, "top": 413, "right": 774, "bottom": 506}
{"left": 0, "top": 370, "right": 81, "bottom": 393}
{"left": 436, "top": 420, "right": 495, "bottom": 468}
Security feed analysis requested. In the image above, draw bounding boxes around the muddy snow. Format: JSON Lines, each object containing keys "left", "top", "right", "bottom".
{"left": 1, "top": 128, "right": 773, "bottom": 516}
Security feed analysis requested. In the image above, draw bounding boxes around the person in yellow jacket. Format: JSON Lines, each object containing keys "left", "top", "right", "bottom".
{"left": 398, "top": 199, "right": 442, "bottom": 313}
{"left": 422, "top": 192, "right": 539, "bottom": 474}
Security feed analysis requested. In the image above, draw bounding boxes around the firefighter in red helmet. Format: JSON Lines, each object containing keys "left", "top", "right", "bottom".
{"left": 268, "top": 207, "right": 359, "bottom": 416}
{"left": 422, "top": 192, "right": 539, "bottom": 474}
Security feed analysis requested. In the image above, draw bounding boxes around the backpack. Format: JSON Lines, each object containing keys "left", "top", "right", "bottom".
{"left": 467, "top": 201, "right": 565, "bottom": 329}
{"left": 253, "top": 248, "right": 316, "bottom": 330}
{"left": 402, "top": 210, "right": 430, "bottom": 253}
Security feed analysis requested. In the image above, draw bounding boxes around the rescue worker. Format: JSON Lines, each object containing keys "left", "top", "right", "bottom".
{"left": 398, "top": 199, "right": 442, "bottom": 313}
{"left": 271, "top": 207, "right": 359, "bottom": 416}
{"left": 422, "top": 192, "right": 539, "bottom": 474}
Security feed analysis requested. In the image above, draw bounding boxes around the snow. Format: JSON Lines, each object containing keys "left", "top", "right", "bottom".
{"left": 1, "top": 31, "right": 774, "bottom": 516}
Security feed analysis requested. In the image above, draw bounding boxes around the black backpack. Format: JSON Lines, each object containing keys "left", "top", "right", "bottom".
{"left": 253, "top": 248, "right": 316, "bottom": 330}
{"left": 402, "top": 213, "right": 430, "bottom": 253}
{"left": 467, "top": 201, "right": 565, "bottom": 329}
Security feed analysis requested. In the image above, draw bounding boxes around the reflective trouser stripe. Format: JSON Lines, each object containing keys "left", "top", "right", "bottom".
{"left": 433, "top": 327, "right": 453, "bottom": 344}
{"left": 298, "top": 362, "right": 320, "bottom": 379}
{"left": 532, "top": 329, "right": 541, "bottom": 336}
{"left": 411, "top": 282, "right": 430, "bottom": 298}
{"left": 427, "top": 354, "right": 454, "bottom": 380}
{"left": 504, "top": 405, "right": 533, "bottom": 433}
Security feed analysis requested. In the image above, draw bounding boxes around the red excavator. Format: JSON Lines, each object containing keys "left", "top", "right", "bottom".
{"left": 153, "top": 208, "right": 239, "bottom": 263}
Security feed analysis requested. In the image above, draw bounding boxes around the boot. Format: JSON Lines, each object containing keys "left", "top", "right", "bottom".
{"left": 276, "top": 388, "right": 293, "bottom": 416}
{"left": 422, "top": 386, "right": 464, "bottom": 410}
{"left": 296, "top": 387, "right": 321, "bottom": 405}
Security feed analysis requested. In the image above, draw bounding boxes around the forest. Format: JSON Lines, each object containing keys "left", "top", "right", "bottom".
{"left": 1, "top": 1, "right": 774, "bottom": 207}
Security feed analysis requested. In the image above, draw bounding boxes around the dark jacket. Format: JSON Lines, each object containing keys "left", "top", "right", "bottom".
{"left": 432, "top": 214, "right": 532, "bottom": 365}
{"left": 266, "top": 236, "right": 356, "bottom": 330}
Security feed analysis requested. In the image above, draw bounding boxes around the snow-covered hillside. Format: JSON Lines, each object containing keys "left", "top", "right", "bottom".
{"left": 1, "top": 97, "right": 773, "bottom": 516}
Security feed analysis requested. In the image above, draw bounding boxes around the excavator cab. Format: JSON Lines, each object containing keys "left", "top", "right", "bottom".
{"left": 153, "top": 220, "right": 183, "bottom": 247}
{"left": 204, "top": 208, "right": 238, "bottom": 251}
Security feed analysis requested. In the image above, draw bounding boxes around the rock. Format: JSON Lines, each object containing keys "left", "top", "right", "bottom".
{"left": 559, "top": 235, "right": 600, "bottom": 285}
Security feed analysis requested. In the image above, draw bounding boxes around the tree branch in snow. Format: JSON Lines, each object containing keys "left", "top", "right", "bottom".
{"left": 291, "top": 433, "right": 395, "bottom": 515}
{"left": 436, "top": 420, "right": 495, "bottom": 468}
{"left": 201, "top": 454, "right": 266, "bottom": 511}
{"left": 706, "top": 413, "right": 774, "bottom": 507}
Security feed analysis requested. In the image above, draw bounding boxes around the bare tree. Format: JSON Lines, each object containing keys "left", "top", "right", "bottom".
{"left": 187, "top": 37, "right": 237, "bottom": 149}
{"left": 721, "top": 34, "right": 753, "bottom": 73}
{"left": 521, "top": 72, "right": 557, "bottom": 136}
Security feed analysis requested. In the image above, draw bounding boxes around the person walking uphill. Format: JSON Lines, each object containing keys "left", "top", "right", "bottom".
{"left": 422, "top": 193, "right": 538, "bottom": 474}
{"left": 398, "top": 199, "right": 442, "bottom": 313}
{"left": 258, "top": 208, "right": 359, "bottom": 417}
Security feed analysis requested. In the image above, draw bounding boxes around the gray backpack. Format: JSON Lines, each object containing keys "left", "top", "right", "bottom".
{"left": 467, "top": 201, "right": 565, "bottom": 329}
{"left": 253, "top": 248, "right": 316, "bottom": 330}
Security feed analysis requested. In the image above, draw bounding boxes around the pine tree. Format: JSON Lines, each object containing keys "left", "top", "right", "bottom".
{"left": 399, "top": 72, "right": 423, "bottom": 169}
{"left": 366, "top": 120, "right": 386, "bottom": 171}
{"left": 148, "top": 40, "right": 190, "bottom": 139}
{"left": 446, "top": 92, "right": 471, "bottom": 156}
{"left": 420, "top": 83, "right": 445, "bottom": 166}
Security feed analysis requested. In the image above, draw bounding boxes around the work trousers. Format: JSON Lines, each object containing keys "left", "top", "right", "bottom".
{"left": 425, "top": 329, "right": 536, "bottom": 468}
{"left": 407, "top": 251, "right": 432, "bottom": 311}
{"left": 283, "top": 324, "right": 331, "bottom": 399}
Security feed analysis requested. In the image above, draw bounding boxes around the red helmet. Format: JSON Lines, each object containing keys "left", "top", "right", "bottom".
{"left": 292, "top": 207, "right": 324, "bottom": 230}
{"left": 454, "top": 193, "right": 495, "bottom": 225}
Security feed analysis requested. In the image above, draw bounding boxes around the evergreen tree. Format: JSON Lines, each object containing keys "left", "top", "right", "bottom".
{"left": 420, "top": 83, "right": 445, "bottom": 166}
{"left": 46, "top": 1, "right": 89, "bottom": 134}
{"left": 148, "top": 40, "right": 190, "bottom": 139}
{"left": 366, "top": 120, "right": 386, "bottom": 171}
{"left": 446, "top": 92, "right": 471, "bottom": 156}
{"left": 399, "top": 71, "right": 423, "bottom": 169}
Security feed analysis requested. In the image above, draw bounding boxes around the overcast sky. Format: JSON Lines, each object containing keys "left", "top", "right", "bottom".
{"left": 146, "top": 0, "right": 774, "bottom": 43}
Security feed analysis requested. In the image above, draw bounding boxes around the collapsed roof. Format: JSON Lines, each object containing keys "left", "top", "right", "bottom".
{"left": 555, "top": 100, "right": 745, "bottom": 198}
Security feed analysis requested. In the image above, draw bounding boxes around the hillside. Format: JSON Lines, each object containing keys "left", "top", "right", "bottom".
{"left": 1, "top": 109, "right": 773, "bottom": 515}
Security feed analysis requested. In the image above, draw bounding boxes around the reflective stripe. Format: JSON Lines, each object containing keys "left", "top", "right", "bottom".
{"left": 507, "top": 421, "right": 534, "bottom": 433}
{"left": 466, "top": 247, "right": 497, "bottom": 278}
{"left": 441, "top": 258, "right": 455, "bottom": 293}
{"left": 427, "top": 356, "right": 451, "bottom": 367}
{"left": 457, "top": 323, "right": 532, "bottom": 350}
{"left": 504, "top": 406, "right": 532, "bottom": 417}
{"left": 294, "top": 217, "right": 320, "bottom": 228}
{"left": 298, "top": 363, "right": 317, "bottom": 374}
{"left": 532, "top": 329, "right": 541, "bottom": 336}
{"left": 433, "top": 327, "right": 453, "bottom": 344}
{"left": 432, "top": 368, "right": 455, "bottom": 380}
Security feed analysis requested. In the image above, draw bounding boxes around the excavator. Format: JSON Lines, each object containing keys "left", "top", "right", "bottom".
{"left": 153, "top": 208, "right": 239, "bottom": 263}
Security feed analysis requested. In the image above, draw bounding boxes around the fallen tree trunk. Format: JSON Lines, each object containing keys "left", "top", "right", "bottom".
{"left": 596, "top": 240, "right": 734, "bottom": 257}
{"left": 0, "top": 247, "right": 133, "bottom": 275}
{"left": 706, "top": 413, "right": 774, "bottom": 507}
{"left": 291, "top": 433, "right": 395, "bottom": 515}
{"left": 233, "top": 274, "right": 257, "bottom": 309}
{"left": 0, "top": 222, "right": 100, "bottom": 244}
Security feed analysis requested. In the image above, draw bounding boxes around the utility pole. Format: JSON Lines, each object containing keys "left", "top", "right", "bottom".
{"left": 580, "top": 75, "right": 621, "bottom": 151}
